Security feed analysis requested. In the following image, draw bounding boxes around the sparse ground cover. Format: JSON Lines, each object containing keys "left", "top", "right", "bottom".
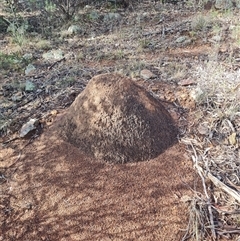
{"left": 0, "top": 0, "right": 240, "bottom": 240}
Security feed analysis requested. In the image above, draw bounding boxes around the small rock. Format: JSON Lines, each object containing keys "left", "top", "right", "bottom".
{"left": 151, "top": 87, "right": 159, "bottom": 92}
{"left": 219, "top": 44, "right": 228, "bottom": 53}
{"left": 42, "top": 49, "right": 64, "bottom": 61}
{"left": 178, "top": 79, "right": 196, "bottom": 86}
{"left": 140, "top": 69, "right": 156, "bottom": 80}
{"left": 210, "top": 35, "right": 221, "bottom": 43}
{"left": 25, "top": 80, "right": 36, "bottom": 92}
{"left": 51, "top": 109, "right": 58, "bottom": 116}
{"left": 11, "top": 92, "right": 23, "bottom": 102}
{"left": 22, "top": 53, "right": 33, "bottom": 60}
{"left": 88, "top": 11, "right": 99, "bottom": 21}
{"left": 67, "top": 25, "right": 82, "bottom": 35}
{"left": 25, "top": 64, "right": 36, "bottom": 75}
{"left": 176, "top": 36, "right": 187, "bottom": 43}
{"left": 84, "top": 5, "right": 92, "bottom": 10}
{"left": 20, "top": 119, "right": 39, "bottom": 138}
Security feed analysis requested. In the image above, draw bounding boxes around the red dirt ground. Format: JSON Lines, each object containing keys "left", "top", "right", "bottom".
{"left": 0, "top": 113, "right": 197, "bottom": 241}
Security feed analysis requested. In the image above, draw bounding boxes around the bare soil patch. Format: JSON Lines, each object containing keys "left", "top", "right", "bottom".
{"left": 1, "top": 119, "right": 195, "bottom": 241}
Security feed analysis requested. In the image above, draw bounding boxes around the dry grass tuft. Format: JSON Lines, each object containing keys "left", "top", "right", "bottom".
{"left": 182, "top": 196, "right": 213, "bottom": 241}
{"left": 181, "top": 61, "right": 240, "bottom": 240}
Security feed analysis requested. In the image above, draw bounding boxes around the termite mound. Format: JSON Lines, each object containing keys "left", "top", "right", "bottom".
{"left": 57, "top": 73, "right": 178, "bottom": 163}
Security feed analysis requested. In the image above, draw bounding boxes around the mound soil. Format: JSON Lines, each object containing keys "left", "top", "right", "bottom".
{"left": 0, "top": 75, "right": 197, "bottom": 241}
{"left": 57, "top": 73, "right": 178, "bottom": 163}
{"left": 0, "top": 132, "right": 195, "bottom": 241}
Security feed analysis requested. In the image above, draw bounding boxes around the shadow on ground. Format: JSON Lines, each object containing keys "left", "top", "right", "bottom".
{"left": 1, "top": 127, "right": 196, "bottom": 241}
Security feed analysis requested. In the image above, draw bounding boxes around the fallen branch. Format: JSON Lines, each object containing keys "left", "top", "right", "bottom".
{"left": 205, "top": 170, "right": 240, "bottom": 203}
{"left": 191, "top": 144, "right": 217, "bottom": 240}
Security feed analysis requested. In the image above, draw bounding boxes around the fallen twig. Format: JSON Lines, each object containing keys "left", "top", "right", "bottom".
{"left": 191, "top": 143, "right": 217, "bottom": 240}
{"left": 202, "top": 168, "right": 240, "bottom": 204}
{"left": 48, "top": 57, "right": 66, "bottom": 70}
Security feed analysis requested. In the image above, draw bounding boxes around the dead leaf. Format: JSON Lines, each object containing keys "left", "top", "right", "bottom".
{"left": 228, "top": 132, "right": 237, "bottom": 145}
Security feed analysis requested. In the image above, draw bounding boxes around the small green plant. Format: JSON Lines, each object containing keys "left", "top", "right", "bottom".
{"left": 45, "top": 0, "right": 56, "bottom": 12}
{"left": 35, "top": 39, "right": 52, "bottom": 50}
{"left": 7, "top": 20, "right": 28, "bottom": 46}
{"left": 87, "top": 11, "right": 99, "bottom": 21}
{"left": 191, "top": 15, "right": 208, "bottom": 32}
{"left": 0, "top": 16, "right": 9, "bottom": 33}
{"left": 76, "top": 51, "right": 84, "bottom": 61}
{"left": 212, "top": 24, "right": 222, "bottom": 35}
{"left": 0, "top": 117, "right": 12, "bottom": 136}
{"left": 0, "top": 52, "right": 29, "bottom": 72}
{"left": 127, "top": 60, "right": 146, "bottom": 73}
{"left": 50, "top": 0, "right": 83, "bottom": 20}
{"left": 114, "top": 50, "right": 125, "bottom": 59}
{"left": 231, "top": 25, "right": 240, "bottom": 45}
{"left": 94, "top": 51, "right": 109, "bottom": 61}
{"left": 138, "top": 39, "right": 151, "bottom": 49}
{"left": 210, "top": 10, "right": 220, "bottom": 19}
{"left": 3, "top": 0, "right": 29, "bottom": 46}
{"left": 222, "top": 8, "right": 234, "bottom": 18}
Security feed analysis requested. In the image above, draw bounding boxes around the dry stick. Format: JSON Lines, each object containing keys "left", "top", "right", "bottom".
{"left": 190, "top": 144, "right": 217, "bottom": 240}
{"left": 203, "top": 168, "right": 240, "bottom": 203}
{"left": 194, "top": 162, "right": 217, "bottom": 240}
{"left": 181, "top": 213, "right": 192, "bottom": 241}
{"left": 48, "top": 57, "right": 66, "bottom": 70}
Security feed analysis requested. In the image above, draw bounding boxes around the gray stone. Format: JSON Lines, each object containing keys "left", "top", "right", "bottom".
{"left": 88, "top": 11, "right": 99, "bottom": 21}
{"left": 22, "top": 53, "right": 33, "bottom": 60}
{"left": 20, "top": 119, "right": 39, "bottom": 138}
{"left": 42, "top": 49, "right": 64, "bottom": 61}
{"left": 140, "top": 69, "right": 156, "bottom": 80}
{"left": 25, "top": 80, "right": 36, "bottom": 92}
{"left": 25, "top": 64, "right": 36, "bottom": 75}
{"left": 210, "top": 35, "right": 222, "bottom": 42}
{"left": 67, "top": 25, "right": 82, "bottom": 35}
{"left": 176, "top": 36, "right": 187, "bottom": 43}
{"left": 183, "top": 39, "right": 192, "bottom": 45}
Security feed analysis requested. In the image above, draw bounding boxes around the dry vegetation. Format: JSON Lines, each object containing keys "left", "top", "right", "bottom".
{"left": 181, "top": 61, "right": 240, "bottom": 240}
{"left": 1, "top": 0, "right": 240, "bottom": 240}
